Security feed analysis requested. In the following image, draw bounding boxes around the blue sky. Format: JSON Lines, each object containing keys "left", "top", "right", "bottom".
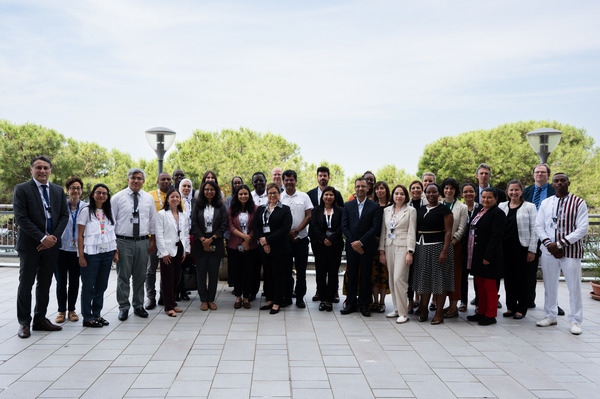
{"left": 2, "top": 0, "right": 599, "bottom": 178}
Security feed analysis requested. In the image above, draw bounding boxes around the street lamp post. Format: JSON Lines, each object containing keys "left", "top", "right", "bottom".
{"left": 526, "top": 128, "right": 563, "bottom": 164}
{"left": 145, "top": 127, "right": 177, "bottom": 175}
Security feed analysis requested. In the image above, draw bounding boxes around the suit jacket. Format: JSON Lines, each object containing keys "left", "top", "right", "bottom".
{"left": 498, "top": 201, "right": 538, "bottom": 252}
{"left": 13, "top": 179, "right": 69, "bottom": 252}
{"left": 307, "top": 187, "right": 345, "bottom": 208}
{"left": 523, "top": 183, "right": 555, "bottom": 203}
{"left": 450, "top": 201, "right": 468, "bottom": 241}
{"left": 155, "top": 209, "right": 191, "bottom": 258}
{"left": 190, "top": 203, "right": 228, "bottom": 257}
{"left": 378, "top": 204, "right": 416, "bottom": 252}
{"left": 469, "top": 205, "right": 506, "bottom": 279}
{"left": 341, "top": 198, "right": 382, "bottom": 254}
{"left": 253, "top": 203, "right": 293, "bottom": 255}
{"left": 309, "top": 205, "right": 344, "bottom": 250}
{"left": 476, "top": 186, "right": 507, "bottom": 204}
{"left": 227, "top": 206, "right": 258, "bottom": 250}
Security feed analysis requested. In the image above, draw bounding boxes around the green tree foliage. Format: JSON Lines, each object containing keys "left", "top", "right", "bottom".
{"left": 417, "top": 120, "right": 599, "bottom": 210}
{"left": 342, "top": 165, "right": 417, "bottom": 200}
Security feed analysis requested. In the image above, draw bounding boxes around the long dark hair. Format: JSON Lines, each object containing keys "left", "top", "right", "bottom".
{"left": 229, "top": 185, "right": 256, "bottom": 217}
{"left": 317, "top": 186, "right": 337, "bottom": 209}
{"left": 374, "top": 181, "right": 391, "bottom": 206}
{"left": 197, "top": 180, "right": 223, "bottom": 209}
{"left": 88, "top": 183, "right": 114, "bottom": 224}
{"left": 163, "top": 188, "right": 184, "bottom": 212}
{"left": 201, "top": 170, "right": 219, "bottom": 187}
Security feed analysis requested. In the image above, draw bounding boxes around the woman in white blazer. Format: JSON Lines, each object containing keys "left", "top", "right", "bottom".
{"left": 155, "top": 188, "right": 191, "bottom": 317}
{"left": 379, "top": 185, "right": 417, "bottom": 324}
{"left": 498, "top": 179, "right": 537, "bottom": 319}
{"left": 440, "top": 178, "right": 468, "bottom": 318}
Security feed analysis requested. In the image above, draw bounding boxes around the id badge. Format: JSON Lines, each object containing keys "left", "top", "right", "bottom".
{"left": 550, "top": 221, "right": 557, "bottom": 229}
{"left": 98, "top": 243, "right": 109, "bottom": 252}
{"left": 387, "top": 233, "right": 396, "bottom": 239}
{"left": 470, "top": 229, "right": 475, "bottom": 236}
{"left": 71, "top": 239, "right": 76, "bottom": 247}
{"left": 263, "top": 226, "right": 271, "bottom": 233}
{"left": 326, "top": 230, "right": 333, "bottom": 237}
{"left": 210, "top": 245, "right": 216, "bottom": 252}
{"left": 130, "top": 217, "right": 139, "bottom": 224}
{"left": 238, "top": 245, "right": 244, "bottom": 252}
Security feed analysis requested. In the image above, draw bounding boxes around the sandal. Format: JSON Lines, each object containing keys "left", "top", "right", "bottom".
{"left": 166, "top": 310, "right": 177, "bottom": 317}
{"left": 378, "top": 304, "right": 386, "bottom": 313}
{"left": 458, "top": 303, "right": 467, "bottom": 312}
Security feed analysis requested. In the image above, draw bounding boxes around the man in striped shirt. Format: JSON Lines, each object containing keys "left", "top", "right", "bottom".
{"left": 535, "top": 173, "right": 589, "bottom": 335}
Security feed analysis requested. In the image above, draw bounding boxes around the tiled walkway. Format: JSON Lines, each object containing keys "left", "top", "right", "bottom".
{"left": 0, "top": 266, "right": 599, "bottom": 398}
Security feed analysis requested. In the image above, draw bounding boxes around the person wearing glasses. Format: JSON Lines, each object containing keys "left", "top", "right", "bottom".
{"left": 55, "top": 177, "right": 87, "bottom": 324}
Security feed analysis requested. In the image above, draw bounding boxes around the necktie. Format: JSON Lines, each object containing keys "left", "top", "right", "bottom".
{"left": 132, "top": 192, "right": 140, "bottom": 238}
{"left": 41, "top": 184, "right": 52, "bottom": 233}
{"left": 532, "top": 186, "right": 541, "bottom": 209}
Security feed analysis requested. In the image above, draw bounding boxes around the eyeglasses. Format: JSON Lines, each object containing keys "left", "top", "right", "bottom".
{"left": 267, "top": 192, "right": 279, "bottom": 196}
{"left": 355, "top": 185, "right": 367, "bottom": 189}
{"left": 94, "top": 192, "right": 108, "bottom": 197}
{"left": 129, "top": 177, "right": 144, "bottom": 181}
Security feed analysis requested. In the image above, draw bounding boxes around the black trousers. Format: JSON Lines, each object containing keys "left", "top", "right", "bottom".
{"left": 314, "top": 245, "right": 342, "bottom": 303}
{"left": 17, "top": 247, "right": 60, "bottom": 326}
{"left": 288, "top": 237, "right": 309, "bottom": 300}
{"left": 345, "top": 248, "right": 373, "bottom": 309}
{"left": 503, "top": 241, "right": 531, "bottom": 315}
{"left": 261, "top": 249, "right": 288, "bottom": 305}
{"left": 229, "top": 248, "right": 257, "bottom": 298}
{"left": 55, "top": 250, "right": 80, "bottom": 312}
{"left": 196, "top": 252, "right": 221, "bottom": 303}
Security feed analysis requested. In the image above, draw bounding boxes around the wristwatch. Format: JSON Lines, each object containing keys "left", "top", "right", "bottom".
{"left": 556, "top": 241, "right": 563, "bottom": 249}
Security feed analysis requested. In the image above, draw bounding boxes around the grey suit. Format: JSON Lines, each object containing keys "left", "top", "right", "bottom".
{"left": 14, "top": 179, "right": 68, "bottom": 325}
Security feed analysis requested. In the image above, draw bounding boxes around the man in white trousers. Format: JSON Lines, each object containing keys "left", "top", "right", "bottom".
{"left": 535, "top": 173, "right": 588, "bottom": 335}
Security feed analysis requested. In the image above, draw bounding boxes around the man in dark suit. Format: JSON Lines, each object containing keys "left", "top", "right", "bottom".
{"left": 13, "top": 156, "right": 69, "bottom": 338}
{"left": 307, "top": 166, "right": 344, "bottom": 208}
{"left": 341, "top": 177, "right": 382, "bottom": 317}
{"left": 475, "top": 163, "right": 507, "bottom": 204}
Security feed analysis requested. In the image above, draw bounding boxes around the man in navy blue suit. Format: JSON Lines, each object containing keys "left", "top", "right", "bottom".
{"left": 341, "top": 177, "right": 382, "bottom": 317}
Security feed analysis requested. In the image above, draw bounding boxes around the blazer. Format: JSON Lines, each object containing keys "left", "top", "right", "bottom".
{"left": 341, "top": 198, "right": 383, "bottom": 254}
{"left": 469, "top": 205, "right": 506, "bottom": 280}
{"left": 309, "top": 205, "right": 344, "bottom": 250}
{"left": 476, "top": 185, "right": 507, "bottom": 204}
{"left": 253, "top": 203, "right": 293, "bottom": 255}
{"left": 190, "top": 203, "right": 228, "bottom": 257}
{"left": 378, "top": 204, "right": 416, "bottom": 252}
{"left": 498, "top": 201, "right": 538, "bottom": 252}
{"left": 13, "top": 179, "right": 69, "bottom": 251}
{"left": 155, "top": 209, "right": 191, "bottom": 258}
{"left": 306, "top": 187, "right": 345, "bottom": 208}
{"left": 227, "top": 206, "right": 258, "bottom": 250}
{"left": 450, "top": 201, "right": 468, "bottom": 241}
{"left": 523, "top": 184, "right": 555, "bottom": 203}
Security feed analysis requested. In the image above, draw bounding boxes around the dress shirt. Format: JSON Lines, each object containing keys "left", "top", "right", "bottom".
{"left": 252, "top": 190, "right": 268, "bottom": 207}
{"left": 111, "top": 187, "right": 156, "bottom": 237}
{"left": 77, "top": 207, "right": 117, "bottom": 255}
{"left": 533, "top": 183, "right": 550, "bottom": 209}
{"left": 357, "top": 197, "right": 366, "bottom": 218}
{"left": 60, "top": 200, "right": 88, "bottom": 252}
{"left": 280, "top": 190, "right": 313, "bottom": 239}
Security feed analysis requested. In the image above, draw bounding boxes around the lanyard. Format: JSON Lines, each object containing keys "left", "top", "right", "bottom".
{"left": 157, "top": 191, "right": 163, "bottom": 207}
{"left": 325, "top": 208, "right": 333, "bottom": 229}
{"left": 68, "top": 200, "right": 80, "bottom": 240}
{"left": 96, "top": 209, "right": 105, "bottom": 236}
{"left": 553, "top": 196, "right": 566, "bottom": 224}
{"left": 263, "top": 205, "right": 275, "bottom": 225}
{"left": 390, "top": 207, "right": 401, "bottom": 232}
{"left": 204, "top": 205, "right": 214, "bottom": 226}
{"left": 443, "top": 199, "right": 456, "bottom": 211}
{"left": 470, "top": 207, "right": 489, "bottom": 227}
{"left": 239, "top": 212, "right": 249, "bottom": 234}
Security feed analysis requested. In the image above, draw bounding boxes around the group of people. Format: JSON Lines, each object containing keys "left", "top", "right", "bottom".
{"left": 13, "top": 157, "right": 589, "bottom": 339}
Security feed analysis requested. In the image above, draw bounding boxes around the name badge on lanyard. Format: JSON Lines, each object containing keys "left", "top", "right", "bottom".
{"left": 387, "top": 233, "right": 396, "bottom": 239}
{"left": 263, "top": 225, "right": 271, "bottom": 233}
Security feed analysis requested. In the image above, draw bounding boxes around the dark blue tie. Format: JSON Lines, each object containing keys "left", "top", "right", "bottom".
{"left": 41, "top": 184, "right": 52, "bottom": 233}
{"left": 532, "top": 186, "right": 541, "bottom": 210}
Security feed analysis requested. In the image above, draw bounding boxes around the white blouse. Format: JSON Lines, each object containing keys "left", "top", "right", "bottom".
{"left": 77, "top": 207, "right": 117, "bottom": 255}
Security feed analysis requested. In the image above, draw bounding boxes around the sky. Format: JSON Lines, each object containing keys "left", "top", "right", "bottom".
{"left": 2, "top": 0, "right": 599, "bottom": 178}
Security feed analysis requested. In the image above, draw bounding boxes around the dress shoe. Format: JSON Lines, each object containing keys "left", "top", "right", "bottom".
{"left": 396, "top": 315, "right": 409, "bottom": 324}
{"left": 340, "top": 307, "right": 356, "bottom": 315}
{"left": 200, "top": 302, "right": 209, "bottom": 311}
{"left": 145, "top": 299, "right": 156, "bottom": 310}
{"left": 32, "top": 318, "right": 62, "bottom": 331}
{"left": 118, "top": 309, "right": 128, "bottom": 321}
{"left": 418, "top": 314, "right": 428, "bottom": 322}
{"left": 97, "top": 317, "right": 110, "bottom": 326}
{"left": 68, "top": 311, "right": 79, "bottom": 322}
{"left": 270, "top": 306, "right": 280, "bottom": 315}
{"left": 478, "top": 316, "right": 497, "bottom": 326}
{"left": 386, "top": 311, "right": 399, "bottom": 318}
{"left": 158, "top": 296, "right": 164, "bottom": 306}
{"left": 243, "top": 301, "right": 251, "bottom": 309}
{"left": 467, "top": 313, "right": 484, "bottom": 322}
{"left": 55, "top": 312, "right": 66, "bottom": 323}
{"left": 296, "top": 298, "right": 306, "bottom": 309}
{"left": 260, "top": 303, "right": 273, "bottom": 310}
{"left": 208, "top": 302, "right": 217, "bottom": 310}
{"left": 571, "top": 323, "right": 582, "bottom": 335}
{"left": 234, "top": 300, "right": 242, "bottom": 309}
{"left": 18, "top": 325, "right": 31, "bottom": 339}
{"left": 318, "top": 303, "right": 326, "bottom": 311}
{"left": 536, "top": 317, "right": 557, "bottom": 327}
{"left": 134, "top": 307, "right": 149, "bottom": 318}
{"left": 82, "top": 319, "right": 103, "bottom": 328}
{"left": 312, "top": 293, "right": 320, "bottom": 302}
{"left": 513, "top": 314, "right": 525, "bottom": 320}
{"left": 360, "top": 307, "right": 371, "bottom": 317}
{"left": 502, "top": 311, "right": 515, "bottom": 318}
{"left": 333, "top": 294, "right": 340, "bottom": 303}
{"left": 557, "top": 306, "right": 565, "bottom": 316}
{"left": 180, "top": 292, "right": 190, "bottom": 300}
{"left": 325, "top": 303, "right": 333, "bottom": 312}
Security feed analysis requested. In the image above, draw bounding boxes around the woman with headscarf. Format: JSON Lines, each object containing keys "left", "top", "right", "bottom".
{"left": 177, "top": 178, "right": 194, "bottom": 301}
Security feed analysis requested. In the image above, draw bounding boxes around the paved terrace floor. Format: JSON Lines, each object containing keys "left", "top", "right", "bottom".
{"left": 0, "top": 266, "right": 599, "bottom": 399}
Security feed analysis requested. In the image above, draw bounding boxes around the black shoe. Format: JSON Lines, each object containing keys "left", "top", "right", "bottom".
{"left": 180, "top": 293, "right": 190, "bottom": 300}
{"left": 478, "top": 316, "right": 497, "bottom": 326}
{"left": 145, "top": 299, "right": 156, "bottom": 310}
{"left": 318, "top": 303, "right": 326, "bottom": 311}
{"left": 429, "top": 303, "right": 436, "bottom": 311}
{"left": 18, "top": 325, "right": 31, "bottom": 339}
{"left": 259, "top": 304, "right": 273, "bottom": 310}
{"left": 497, "top": 301, "right": 502, "bottom": 309}
{"left": 558, "top": 306, "right": 565, "bottom": 316}
{"left": 270, "top": 307, "right": 280, "bottom": 315}
{"left": 333, "top": 294, "right": 340, "bottom": 303}
{"left": 325, "top": 303, "right": 333, "bottom": 312}
{"left": 513, "top": 314, "right": 525, "bottom": 320}
{"left": 118, "top": 309, "right": 128, "bottom": 321}
{"left": 158, "top": 296, "right": 164, "bottom": 306}
{"left": 503, "top": 311, "right": 515, "bottom": 318}
{"left": 467, "top": 314, "right": 484, "bottom": 322}
{"left": 296, "top": 298, "right": 306, "bottom": 309}
{"left": 32, "top": 318, "right": 62, "bottom": 331}
{"left": 312, "top": 293, "right": 320, "bottom": 302}
{"left": 340, "top": 307, "right": 357, "bottom": 315}
{"left": 360, "top": 307, "right": 371, "bottom": 317}
{"left": 82, "top": 320, "right": 103, "bottom": 328}
{"left": 134, "top": 307, "right": 149, "bottom": 318}
{"left": 96, "top": 317, "right": 110, "bottom": 326}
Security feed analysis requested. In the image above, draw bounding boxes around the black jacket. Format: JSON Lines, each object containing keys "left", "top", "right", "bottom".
{"left": 468, "top": 205, "right": 506, "bottom": 279}
{"left": 253, "top": 203, "right": 293, "bottom": 255}
{"left": 191, "top": 203, "right": 228, "bottom": 257}
{"left": 309, "top": 205, "right": 344, "bottom": 251}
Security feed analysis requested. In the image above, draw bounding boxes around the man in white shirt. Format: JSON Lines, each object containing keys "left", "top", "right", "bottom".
{"left": 271, "top": 167, "right": 284, "bottom": 193}
{"left": 280, "top": 169, "right": 313, "bottom": 308}
{"left": 111, "top": 168, "right": 156, "bottom": 321}
{"left": 535, "top": 173, "right": 588, "bottom": 335}
{"left": 251, "top": 172, "right": 268, "bottom": 207}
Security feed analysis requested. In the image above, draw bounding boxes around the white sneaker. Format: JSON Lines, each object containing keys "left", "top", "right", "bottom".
{"left": 386, "top": 311, "right": 399, "bottom": 318}
{"left": 396, "top": 315, "right": 409, "bottom": 324}
{"left": 536, "top": 317, "right": 557, "bottom": 327}
{"left": 571, "top": 323, "right": 582, "bottom": 335}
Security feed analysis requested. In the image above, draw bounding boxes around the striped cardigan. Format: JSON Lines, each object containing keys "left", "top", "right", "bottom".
{"left": 535, "top": 193, "right": 589, "bottom": 258}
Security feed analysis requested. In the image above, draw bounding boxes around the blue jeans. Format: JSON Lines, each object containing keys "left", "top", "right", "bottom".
{"left": 80, "top": 251, "right": 113, "bottom": 323}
